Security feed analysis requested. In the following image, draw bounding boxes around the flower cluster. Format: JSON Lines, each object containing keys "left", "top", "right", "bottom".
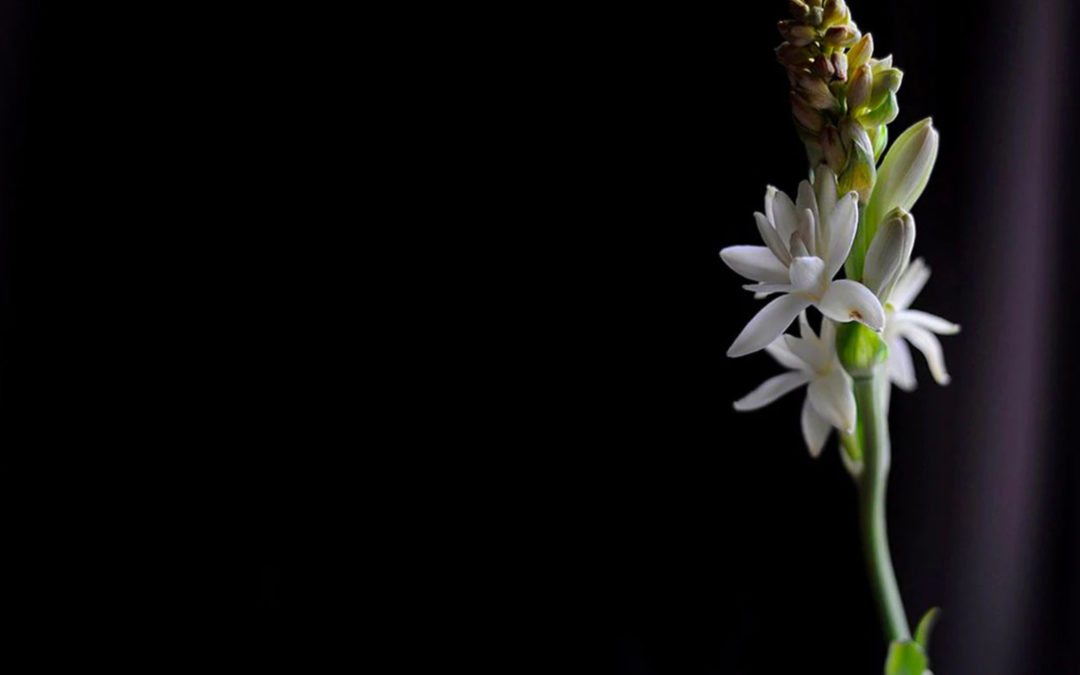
{"left": 721, "top": 122, "right": 956, "bottom": 456}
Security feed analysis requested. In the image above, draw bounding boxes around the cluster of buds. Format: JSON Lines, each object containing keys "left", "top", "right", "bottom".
{"left": 777, "top": 0, "right": 904, "bottom": 204}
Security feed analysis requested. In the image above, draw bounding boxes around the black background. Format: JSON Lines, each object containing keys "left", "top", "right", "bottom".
{"left": 1, "top": 1, "right": 1077, "bottom": 671}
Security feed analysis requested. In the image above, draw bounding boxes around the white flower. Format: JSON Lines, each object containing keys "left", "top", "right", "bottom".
{"left": 733, "top": 314, "right": 856, "bottom": 457}
{"left": 882, "top": 258, "right": 959, "bottom": 390}
{"left": 721, "top": 168, "right": 885, "bottom": 358}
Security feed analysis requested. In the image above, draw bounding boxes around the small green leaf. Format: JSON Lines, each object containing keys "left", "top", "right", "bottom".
{"left": 915, "top": 607, "right": 940, "bottom": 650}
{"left": 884, "top": 640, "right": 927, "bottom": 675}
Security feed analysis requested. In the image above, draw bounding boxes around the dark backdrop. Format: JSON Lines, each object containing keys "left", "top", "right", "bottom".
{"left": 609, "top": 2, "right": 1080, "bottom": 674}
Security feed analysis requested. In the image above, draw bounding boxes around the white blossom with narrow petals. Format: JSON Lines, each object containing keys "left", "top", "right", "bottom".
{"left": 721, "top": 168, "right": 886, "bottom": 358}
{"left": 732, "top": 314, "right": 857, "bottom": 457}
{"left": 882, "top": 258, "right": 959, "bottom": 391}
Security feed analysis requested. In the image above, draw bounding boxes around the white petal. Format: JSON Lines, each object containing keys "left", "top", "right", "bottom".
{"left": 887, "top": 336, "right": 918, "bottom": 392}
{"left": 754, "top": 212, "right": 792, "bottom": 265}
{"left": 789, "top": 231, "right": 809, "bottom": 258}
{"left": 889, "top": 257, "right": 930, "bottom": 309}
{"left": 824, "top": 192, "right": 859, "bottom": 279}
{"left": 801, "top": 395, "right": 832, "bottom": 457}
{"left": 784, "top": 334, "right": 830, "bottom": 374}
{"left": 814, "top": 166, "right": 838, "bottom": 232}
{"left": 863, "top": 214, "right": 908, "bottom": 298}
{"left": 770, "top": 188, "right": 799, "bottom": 243}
{"left": 895, "top": 309, "right": 960, "bottom": 335}
{"left": 788, "top": 256, "right": 826, "bottom": 295}
{"left": 796, "top": 179, "right": 819, "bottom": 228}
{"left": 819, "top": 317, "right": 836, "bottom": 347}
{"left": 733, "top": 371, "right": 811, "bottom": 411}
{"left": 766, "top": 339, "right": 807, "bottom": 371}
{"left": 817, "top": 279, "right": 886, "bottom": 331}
{"left": 742, "top": 282, "right": 793, "bottom": 296}
{"left": 720, "top": 245, "right": 791, "bottom": 284}
{"left": 797, "top": 311, "right": 813, "bottom": 340}
{"left": 902, "top": 324, "right": 952, "bottom": 385}
{"left": 727, "top": 293, "right": 812, "bottom": 358}
{"left": 798, "top": 209, "right": 817, "bottom": 258}
{"left": 808, "top": 368, "right": 857, "bottom": 433}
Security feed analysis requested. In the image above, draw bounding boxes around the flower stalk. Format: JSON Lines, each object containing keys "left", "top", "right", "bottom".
{"left": 853, "top": 367, "right": 910, "bottom": 643}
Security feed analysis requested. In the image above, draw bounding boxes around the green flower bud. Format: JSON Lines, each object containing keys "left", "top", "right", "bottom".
{"left": 847, "top": 33, "right": 874, "bottom": 72}
{"left": 808, "top": 6, "right": 824, "bottom": 27}
{"left": 864, "top": 118, "right": 939, "bottom": 247}
{"left": 838, "top": 120, "right": 876, "bottom": 203}
{"left": 860, "top": 90, "right": 899, "bottom": 127}
{"left": 822, "top": 0, "right": 847, "bottom": 27}
{"left": 846, "top": 63, "right": 873, "bottom": 113}
{"left": 869, "top": 123, "right": 888, "bottom": 161}
{"left": 869, "top": 68, "right": 903, "bottom": 110}
{"left": 836, "top": 321, "right": 888, "bottom": 377}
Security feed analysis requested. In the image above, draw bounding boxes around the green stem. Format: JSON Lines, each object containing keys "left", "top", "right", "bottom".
{"left": 853, "top": 367, "right": 911, "bottom": 643}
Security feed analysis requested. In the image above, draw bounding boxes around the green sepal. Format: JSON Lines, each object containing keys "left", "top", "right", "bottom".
{"left": 870, "top": 124, "right": 889, "bottom": 162}
{"left": 836, "top": 321, "right": 887, "bottom": 377}
{"left": 914, "top": 607, "right": 940, "bottom": 650}
{"left": 884, "top": 640, "right": 928, "bottom": 675}
{"left": 861, "top": 90, "right": 899, "bottom": 127}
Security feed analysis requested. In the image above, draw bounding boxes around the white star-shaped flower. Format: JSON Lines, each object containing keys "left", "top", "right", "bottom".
{"left": 721, "top": 168, "right": 885, "bottom": 358}
{"left": 882, "top": 258, "right": 960, "bottom": 390}
{"left": 733, "top": 313, "right": 856, "bottom": 457}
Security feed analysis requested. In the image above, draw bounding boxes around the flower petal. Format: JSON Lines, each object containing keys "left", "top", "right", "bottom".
{"left": 754, "top": 212, "right": 792, "bottom": 265}
{"left": 798, "top": 208, "right": 817, "bottom": 258}
{"left": 742, "top": 282, "right": 793, "bottom": 296}
{"left": 770, "top": 187, "right": 799, "bottom": 244}
{"left": 796, "top": 179, "right": 819, "bottom": 229}
{"left": 766, "top": 338, "right": 808, "bottom": 371}
{"left": 788, "top": 256, "right": 826, "bottom": 295}
{"left": 808, "top": 368, "right": 857, "bottom": 433}
{"left": 784, "top": 334, "right": 830, "bottom": 374}
{"left": 733, "top": 371, "right": 811, "bottom": 411}
{"left": 814, "top": 166, "right": 838, "bottom": 235}
{"left": 720, "top": 245, "right": 791, "bottom": 284}
{"left": 888, "top": 257, "right": 930, "bottom": 310}
{"left": 824, "top": 192, "right": 859, "bottom": 279}
{"left": 727, "top": 293, "right": 812, "bottom": 358}
{"left": 817, "top": 279, "right": 886, "bottom": 331}
{"left": 801, "top": 395, "right": 832, "bottom": 457}
{"left": 902, "top": 324, "right": 952, "bottom": 385}
{"left": 895, "top": 309, "right": 960, "bottom": 335}
{"left": 887, "top": 336, "right": 918, "bottom": 392}
{"left": 863, "top": 212, "right": 909, "bottom": 298}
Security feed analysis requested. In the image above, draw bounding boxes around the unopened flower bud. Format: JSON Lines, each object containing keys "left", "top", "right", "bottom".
{"left": 797, "top": 74, "right": 838, "bottom": 110}
{"left": 847, "top": 33, "right": 874, "bottom": 72}
{"left": 778, "top": 21, "right": 818, "bottom": 47}
{"left": 863, "top": 208, "right": 916, "bottom": 299}
{"left": 791, "top": 92, "right": 825, "bottom": 133}
{"left": 812, "top": 54, "right": 835, "bottom": 80}
{"left": 868, "top": 123, "right": 888, "bottom": 161}
{"left": 822, "top": 0, "right": 846, "bottom": 27}
{"left": 808, "top": 6, "right": 824, "bottom": 27}
{"left": 860, "top": 90, "right": 899, "bottom": 127}
{"left": 846, "top": 64, "right": 873, "bottom": 112}
{"left": 821, "top": 125, "right": 845, "bottom": 173}
{"left": 869, "top": 68, "right": 903, "bottom": 109}
{"left": 823, "top": 24, "right": 859, "bottom": 48}
{"left": 865, "top": 118, "right": 939, "bottom": 242}
{"left": 777, "top": 42, "right": 814, "bottom": 69}
{"left": 831, "top": 52, "right": 848, "bottom": 81}
{"left": 789, "top": 0, "right": 810, "bottom": 21}
{"left": 838, "top": 125, "right": 876, "bottom": 204}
